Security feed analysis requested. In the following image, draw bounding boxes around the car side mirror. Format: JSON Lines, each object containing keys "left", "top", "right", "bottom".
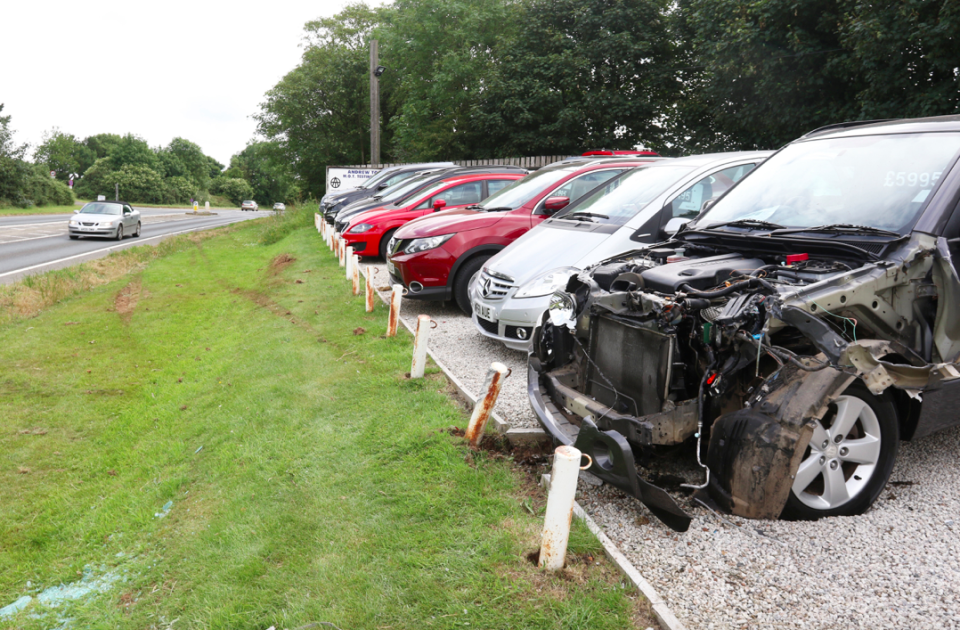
{"left": 700, "top": 198, "right": 717, "bottom": 214}
{"left": 433, "top": 199, "right": 447, "bottom": 211}
{"left": 73, "top": 209, "right": 80, "bottom": 214}
{"left": 543, "top": 196, "right": 570, "bottom": 214}
{"left": 378, "top": 184, "right": 388, "bottom": 190}
{"left": 662, "top": 217, "right": 690, "bottom": 237}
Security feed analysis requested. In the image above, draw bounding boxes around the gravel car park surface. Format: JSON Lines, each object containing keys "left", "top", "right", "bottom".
{"left": 366, "top": 258, "right": 960, "bottom": 630}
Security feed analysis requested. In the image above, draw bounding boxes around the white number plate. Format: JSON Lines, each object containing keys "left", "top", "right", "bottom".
{"left": 386, "top": 260, "right": 396, "bottom": 276}
{"left": 474, "top": 301, "right": 495, "bottom": 322}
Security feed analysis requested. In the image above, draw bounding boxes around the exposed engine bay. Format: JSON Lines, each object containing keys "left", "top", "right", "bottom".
{"left": 529, "top": 232, "right": 960, "bottom": 532}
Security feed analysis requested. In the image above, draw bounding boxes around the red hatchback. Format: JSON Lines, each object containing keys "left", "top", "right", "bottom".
{"left": 387, "top": 157, "right": 658, "bottom": 313}
{"left": 340, "top": 169, "right": 525, "bottom": 260}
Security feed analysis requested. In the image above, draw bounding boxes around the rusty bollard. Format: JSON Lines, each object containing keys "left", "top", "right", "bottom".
{"left": 410, "top": 315, "right": 433, "bottom": 378}
{"left": 351, "top": 255, "right": 360, "bottom": 295}
{"left": 465, "top": 362, "right": 510, "bottom": 447}
{"left": 386, "top": 284, "right": 403, "bottom": 337}
{"left": 538, "top": 445, "right": 586, "bottom": 571}
{"left": 345, "top": 246, "right": 355, "bottom": 281}
{"left": 365, "top": 266, "right": 375, "bottom": 312}
{"left": 315, "top": 213, "right": 320, "bottom": 232}
{"left": 337, "top": 237, "right": 345, "bottom": 267}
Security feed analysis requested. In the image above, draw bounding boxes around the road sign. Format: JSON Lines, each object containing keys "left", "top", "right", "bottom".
{"left": 49, "top": 170, "right": 56, "bottom": 178}
{"left": 325, "top": 167, "right": 380, "bottom": 195}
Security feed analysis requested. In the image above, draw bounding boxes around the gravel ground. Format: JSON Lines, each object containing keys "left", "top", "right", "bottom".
{"left": 363, "top": 258, "right": 960, "bottom": 630}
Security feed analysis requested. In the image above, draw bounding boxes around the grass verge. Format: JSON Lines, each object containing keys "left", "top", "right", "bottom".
{"left": 0, "top": 204, "right": 79, "bottom": 217}
{"left": 0, "top": 219, "right": 653, "bottom": 629}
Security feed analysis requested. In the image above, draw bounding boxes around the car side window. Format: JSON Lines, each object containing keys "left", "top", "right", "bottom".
{"left": 536, "top": 169, "right": 624, "bottom": 214}
{"left": 670, "top": 163, "right": 757, "bottom": 219}
{"left": 123, "top": 205, "right": 132, "bottom": 214}
{"left": 384, "top": 172, "right": 412, "bottom": 187}
{"left": 486, "top": 179, "right": 513, "bottom": 196}
{"left": 416, "top": 182, "right": 483, "bottom": 209}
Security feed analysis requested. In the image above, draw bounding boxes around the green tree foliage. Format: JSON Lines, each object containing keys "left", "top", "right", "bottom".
{"left": 226, "top": 142, "right": 298, "bottom": 204}
{"left": 378, "top": 0, "right": 516, "bottom": 160}
{"left": 22, "top": 164, "right": 75, "bottom": 206}
{"left": 841, "top": 0, "right": 960, "bottom": 118}
{"left": 106, "top": 133, "right": 160, "bottom": 172}
{"left": 0, "top": 104, "right": 30, "bottom": 205}
{"left": 211, "top": 177, "right": 254, "bottom": 205}
{"left": 157, "top": 137, "right": 221, "bottom": 189}
{"left": 256, "top": 2, "right": 380, "bottom": 197}
{"left": 33, "top": 128, "right": 96, "bottom": 181}
{"left": 83, "top": 133, "right": 122, "bottom": 160}
{"left": 476, "top": 0, "right": 677, "bottom": 156}
{"left": 112, "top": 164, "right": 165, "bottom": 203}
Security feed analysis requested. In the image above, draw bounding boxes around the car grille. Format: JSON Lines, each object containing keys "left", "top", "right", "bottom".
{"left": 476, "top": 317, "right": 499, "bottom": 334}
{"left": 476, "top": 270, "right": 515, "bottom": 301}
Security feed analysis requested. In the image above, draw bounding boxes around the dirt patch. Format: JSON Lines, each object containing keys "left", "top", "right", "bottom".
{"left": 268, "top": 253, "right": 297, "bottom": 276}
{"left": 114, "top": 279, "right": 143, "bottom": 323}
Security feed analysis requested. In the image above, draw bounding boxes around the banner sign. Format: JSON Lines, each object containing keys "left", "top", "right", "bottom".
{"left": 325, "top": 167, "right": 380, "bottom": 195}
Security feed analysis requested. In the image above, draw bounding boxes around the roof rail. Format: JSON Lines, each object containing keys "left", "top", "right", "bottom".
{"left": 800, "top": 119, "right": 894, "bottom": 139}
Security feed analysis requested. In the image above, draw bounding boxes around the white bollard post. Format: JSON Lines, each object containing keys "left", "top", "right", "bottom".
{"left": 345, "top": 246, "right": 354, "bottom": 280}
{"left": 386, "top": 284, "right": 403, "bottom": 337}
{"left": 465, "top": 362, "right": 510, "bottom": 447}
{"left": 410, "top": 315, "right": 432, "bottom": 378}
{"left": 365, "top": 266, "right": 375, "bottom": 313}
{"left": 337, "top": 237, "right": 345, "bottom": 267}
{"left": 316, "top": 213, "right": 321, "bottom": 232}
{"left": 351, "top": 255, "right": 360, "bottom": 295}
{"left": 538, "top": 445, "right": 584, "bottom": 572}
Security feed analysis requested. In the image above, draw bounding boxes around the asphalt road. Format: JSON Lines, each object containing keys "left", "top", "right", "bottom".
{"left": 0, "top": 207, "right": 267, "bottom": 285}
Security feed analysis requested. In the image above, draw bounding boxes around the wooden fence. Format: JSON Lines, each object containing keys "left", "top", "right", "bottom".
{"left": 345, "top": 155, "right": 572, "bottom": 170}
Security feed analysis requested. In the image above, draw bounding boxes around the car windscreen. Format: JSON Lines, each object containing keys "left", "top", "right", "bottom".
{"left": 359, "top": 169, "right": 393, "bottom": 189}
{"left": 553, "top": 165, "right": 694, "bottom": 225}
{"left": 79, "top": 203, "right": 122, "bottom": 216}
{"left": 475, "top": 167, "right": 574, "bottom": 211}
{"left": 697, "top": 132, "right": 960, "bottom": 234}
{"left": 380, "top": 174, "right": 439, "bottom": 203}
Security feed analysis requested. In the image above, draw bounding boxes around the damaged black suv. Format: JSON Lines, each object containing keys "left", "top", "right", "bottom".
{"left": 529, "top": 116, "right": 960, "bottom": 532}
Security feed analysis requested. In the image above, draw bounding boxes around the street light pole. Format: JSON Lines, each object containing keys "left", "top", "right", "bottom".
{"left": 370, "top": 39, "right": 380, "bottom": 168}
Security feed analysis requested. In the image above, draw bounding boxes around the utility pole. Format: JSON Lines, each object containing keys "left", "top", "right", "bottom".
{"left": 115, "top": 183, "right": 119, "bottom": 201}
{"left": 370, "top": 39, "right": 380, "bottom": 168}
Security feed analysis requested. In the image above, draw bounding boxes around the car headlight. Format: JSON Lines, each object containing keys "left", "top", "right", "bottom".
{"left": 349, "top": 223, "right": 374, "bottom": 234}
{"left": 69, "top": 220, "right": 78, "bottom": 226}
{"left": 548, "top": 291, "right": 577, "bottom": 329}
{"left": 514, "top": 267, "right": 578, "bottom": 299}
{"left": 403, "top": 234, "right": 453, "bottom": 254}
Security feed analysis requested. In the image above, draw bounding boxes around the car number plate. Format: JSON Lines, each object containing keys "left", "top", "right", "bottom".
{"left": 474, "top": 301, "right": 495, "bottom": 322}
{"left": 386, "top": 259, "right": 396, "bottom": 276}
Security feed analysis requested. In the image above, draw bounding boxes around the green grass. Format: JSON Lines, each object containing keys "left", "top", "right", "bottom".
{"left": 0, "top": 204, "right": 79, "bottom": 216}
{"left": 0, "top": 220, "right": 648, "bottom": 629}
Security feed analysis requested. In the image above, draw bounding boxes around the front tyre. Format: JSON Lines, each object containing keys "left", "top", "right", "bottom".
{"left": 782, "top": 381, "right": 898, "bottom": 520}
{"left": 379, "top": 228, "right": 397, "bottom": 261}
{"left": 453, "top": 255, "right": 490, "bottom": 315}
{"left": 115, "top": 224, "right": 124, "bottom": 241}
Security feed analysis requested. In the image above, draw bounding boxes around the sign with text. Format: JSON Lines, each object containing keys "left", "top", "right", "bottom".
{"left": 325, "top": 167, "right": 380, "bottom": 195}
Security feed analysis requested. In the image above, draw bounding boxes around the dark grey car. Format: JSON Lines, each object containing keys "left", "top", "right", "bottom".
{"left": 530, "top": 116, "right": 960, "bottom": 531}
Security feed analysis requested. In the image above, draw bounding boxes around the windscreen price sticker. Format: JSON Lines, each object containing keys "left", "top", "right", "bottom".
{"left": 884, "top": 171, "right": 941, "bottom": 187}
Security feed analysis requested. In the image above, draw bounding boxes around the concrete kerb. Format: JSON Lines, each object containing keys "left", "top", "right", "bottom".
{"left": 540, "top": 474, "right": 687, "bottom": 630}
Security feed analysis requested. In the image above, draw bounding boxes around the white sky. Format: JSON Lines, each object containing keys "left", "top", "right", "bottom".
{"left": 1, "top": 0, "right": 371, "bottom": 168}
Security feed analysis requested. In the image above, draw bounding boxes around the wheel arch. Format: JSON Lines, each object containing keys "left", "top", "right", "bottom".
{"left": 447, "top": 244, "right": 505, "bottom": 287}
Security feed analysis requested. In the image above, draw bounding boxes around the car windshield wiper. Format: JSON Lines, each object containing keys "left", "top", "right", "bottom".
{"left": 771, "top": 224, "right": 902, "bottom": 237}
{"left": 700, "top": 219, "right": 786, "bottom": 231}
{"left": 478, "top": 206, "right": 513, "bottom": 212}
{"left": 564, "top": 212, "right": 610, "bottom": 222}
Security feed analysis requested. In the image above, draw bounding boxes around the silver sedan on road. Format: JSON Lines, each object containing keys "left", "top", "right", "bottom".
{"left": 68, "top": 201, "right": 142, "bottom": 240}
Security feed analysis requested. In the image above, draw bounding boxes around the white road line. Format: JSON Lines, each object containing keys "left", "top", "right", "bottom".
{"left": 0, "top": 217, "right": 245, "bottom": 280}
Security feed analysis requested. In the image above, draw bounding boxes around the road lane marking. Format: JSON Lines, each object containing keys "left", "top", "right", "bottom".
{"left": 0, "top": 217, "right": 248, "bottom": 280}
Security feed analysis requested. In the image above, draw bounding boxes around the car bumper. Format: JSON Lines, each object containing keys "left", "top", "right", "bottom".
{"left": 387, "top": 248, "right": 456, "bottom": 301}
{"left": 468, "top": 285, "right": 548, "bottom": 351}
{"left": 68, "top": 226, "right": 117, "bottom": 237}
{"left": 341, "top": 233, "right": 376, "bottom": 256}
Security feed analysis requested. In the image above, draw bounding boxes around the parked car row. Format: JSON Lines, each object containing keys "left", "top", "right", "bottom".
{"left": 326, "top": 116, "right": 960, "bottom": 532}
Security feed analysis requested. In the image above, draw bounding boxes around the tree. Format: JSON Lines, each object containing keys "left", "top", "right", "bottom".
{"left": 256, "top": 3, "right": 380, "bottom": 197}
{"left": 211, "top": 177, "right": 254, "bottom": 205}
{"left": 671, "top": 0, "right": 862, "bottom": 151}
{"left": 106, "top": 133, "right": 159, "bottom": 172}
{"left": 841, "top": 0, "right": 960, "bottom": 119}
{"left": 226, "top": 142, "right": 298, "bottom": 204}
{"left": 474, "top": 0, "right": 677, "bottom": 156}
{"left": 34, "top": 128, "right": 96, "bottom": 181}
{"left": 157, "top": 137, "right": 217, "bottom": 189}
{"left": 83, "top": 133, "right": 122, "bottom": 160}
{"left": 377, "top": 0, "right": 517, "bottom": 160}
{"left": 0, "top": 104, "right": 31, "bottom": 205}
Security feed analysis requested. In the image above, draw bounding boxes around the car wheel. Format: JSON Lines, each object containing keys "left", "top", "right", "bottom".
{"left": 454, "top": 255, "right": 490, "bottom": 315}
{"left": 379, "top": 228, "right": 397, "bottom": 261}
{"left": 69, "top": 235, "right": 79, "bottom": 240}
{"left": 782, "top": 381, "right": 898, "bottom": 520}
{"left": 115, "top": 225, "right": 124, "bottom": 241}
{"left": 133, "top": 222, "right": 141, "bottom": 237}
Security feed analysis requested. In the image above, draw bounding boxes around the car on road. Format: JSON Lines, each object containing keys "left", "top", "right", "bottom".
{"left": 273, "top": 203, "right": 286, "bottom": 211}
{"left": 529, "top": 115, "right": 960, "bottom": 531}
{"left": 386, "top": 157, "right": 660, "bottom": 314}
{"left": 340, "top": 169, "right": 527, "bottom": 260}
{"left": 471, "top": 152, "right": 768, "bottom": 349}
{"left": 68, "top": 201, "right": 142, "bottom": 240}
{"left": 241, "top": 200, "right": 258, "bottom": 211}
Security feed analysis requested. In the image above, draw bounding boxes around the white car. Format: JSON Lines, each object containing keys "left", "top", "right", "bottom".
{"left": 470, "top": 152, "right": 770, "bottom": 350}
{"left": 68, "top": 201, "right": 142, "bottom": 240}
{"left": 241, "top": 200, "right": 259, "bottom": 211}
{"left": 273, "top": 203, "right": 286, "bottom": 211}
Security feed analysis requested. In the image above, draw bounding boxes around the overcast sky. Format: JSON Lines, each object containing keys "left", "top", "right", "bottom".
{"left": 1, "top": 0, "right": 373, "bottom": 168}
